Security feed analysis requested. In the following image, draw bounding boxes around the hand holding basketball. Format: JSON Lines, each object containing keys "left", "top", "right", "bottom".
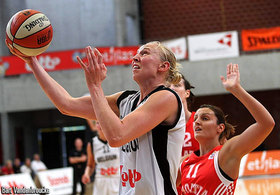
{"left": 6, "top": 9, "right": 53, "bottom": 57}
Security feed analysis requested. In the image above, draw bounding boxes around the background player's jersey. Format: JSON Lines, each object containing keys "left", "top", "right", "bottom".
{"left": 117, "top": 86, "right": 185, "bottom": 195}
{"left": 181, "top": 112, "right": 200, "bottom": 156}
{"left": 180, "top": 145, "right": 237, "bottom": 195}
{"left": 92, "top": 136, "right": 120, "bottom": 178}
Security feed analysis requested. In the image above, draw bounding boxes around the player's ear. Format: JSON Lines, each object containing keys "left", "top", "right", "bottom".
{"left": 185, "top": 89, "right": 191, "bottom": 99}
{"left": 217, "top": 123, "right": 225, "bottom": 133}
{"left": 159, "top": 61, "right": 170, "bottom": 72}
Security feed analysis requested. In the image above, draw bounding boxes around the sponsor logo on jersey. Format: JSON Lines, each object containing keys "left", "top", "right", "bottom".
{"left": 120, "top": 165, "right": 142, "bottom": 188}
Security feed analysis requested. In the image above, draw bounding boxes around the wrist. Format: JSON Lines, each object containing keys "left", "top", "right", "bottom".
{"left": 229, "top": 85, "right": 244, "bottom": 96}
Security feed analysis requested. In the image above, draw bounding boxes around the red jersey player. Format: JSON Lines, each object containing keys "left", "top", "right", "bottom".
{"left": 170, "top": 74, "right": 199, "bottom": 156}
{"left": 177, "top": 63, "right": 275, "bottom": 194}
{"left": 170, "top": 74, "right": 199, "bottom": 194}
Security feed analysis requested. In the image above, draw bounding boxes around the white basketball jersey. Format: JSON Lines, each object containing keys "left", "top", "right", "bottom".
{"left": 117, "top": 86, "right": 185, "bottom": 195}
{"left": 92, "top": 136, "right": 120, "bottom": 178}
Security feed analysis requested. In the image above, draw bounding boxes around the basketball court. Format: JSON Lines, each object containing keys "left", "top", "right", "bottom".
{"left": 235, "top": 174, "right": 280, "bottom": 195}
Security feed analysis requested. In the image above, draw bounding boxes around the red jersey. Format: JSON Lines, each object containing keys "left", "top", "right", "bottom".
{"left": 178, "top": 112, "right": 200, "bottom": 195}
{"left": 180, "top": 145, "right": 237, "bottom": 195}
{"left": 181, "top": 112, "right": 200, "bottom": 156}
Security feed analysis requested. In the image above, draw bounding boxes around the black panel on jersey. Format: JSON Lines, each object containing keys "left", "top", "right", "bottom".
{"left": 152, "top": 124, "right": 176, "bottom": 195}
{"left": 161, "top": 87, "right": 183, "bottom": 129}
{"left": 148, "top": 86, "right": 182, "bottom": 195}
{"left": 117, "top": 90, "right": 137, "bottom": 108}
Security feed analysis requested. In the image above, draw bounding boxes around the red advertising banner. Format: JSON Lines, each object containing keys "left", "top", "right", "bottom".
{"left": 242, "top": 27, "right": 280, "bottom": 51}
{"left": 0, "top": 46, "right": 139, "bottom": 76}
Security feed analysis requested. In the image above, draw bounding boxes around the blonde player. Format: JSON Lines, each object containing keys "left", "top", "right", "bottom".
{"left": 6, "top": 41, "right": 185, "bottom": 194}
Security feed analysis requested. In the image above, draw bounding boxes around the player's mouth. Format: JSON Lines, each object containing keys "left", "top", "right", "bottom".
{"left": 195, "top": 127, "right": 202, "bottom": 132}
{"left": 132, "top": 64, "right": 140, "bottom": 69}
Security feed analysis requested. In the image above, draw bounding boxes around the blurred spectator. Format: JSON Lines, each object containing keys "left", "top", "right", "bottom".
{"left": 1, "top": 160, "right": 14, "bottom": 175}
{"left": 20, "top": 157, "right": 33, "bottom": 177}
{"left": 82, "top": 120, "right": 120, "bottom": 195}
{"left": 69, "top": 138, "right": 87, "bottom": 195}
{"left": 31, "top": 153, "right": 47, "bottom": 175}
{"left": 13, "top": 158, "right": 21, "bottom": 174}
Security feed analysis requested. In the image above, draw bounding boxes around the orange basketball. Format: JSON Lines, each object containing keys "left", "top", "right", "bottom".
{"left": 6, "top": 9, "right": 53, "bottom": 57}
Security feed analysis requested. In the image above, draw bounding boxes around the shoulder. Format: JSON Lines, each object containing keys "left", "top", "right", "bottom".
{"left": 149, "top": 87, "right": 180, "bottom": 103}
{"left": 145, "top": 90, "right": 178, "bottom": 113}
{"left": 117, "top": 90, "right": 138, "bottom": 105}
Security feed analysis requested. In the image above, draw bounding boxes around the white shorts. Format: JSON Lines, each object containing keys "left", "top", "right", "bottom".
{"left": 93, "top": 177, "right": 119, "bottom": 195}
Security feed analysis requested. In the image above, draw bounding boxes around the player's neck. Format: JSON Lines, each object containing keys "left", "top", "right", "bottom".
{"left": 199, "top": 141, "right": 220, "bottom": 156}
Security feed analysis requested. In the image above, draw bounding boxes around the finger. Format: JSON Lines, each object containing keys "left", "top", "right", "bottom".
{"left": 236, "top": 64, "right": 240, "bottom": 77}
{"left": 232, "top": 64, "right": 237, "bottom": 72}
{"left": 86, "top": 46, "right": 95, "bottom": 69}
{"left": 89, "top": 47, "right": 99, "bottom": 69}
{"left": 229, "top": 63, "right": 233, "bottom": 74}
{"left": 77, "top": 56, "right": 87, "bottom": 69}
{"left": 94, "top": 48, "right": 103, "bottom": 65}
{"left": 220, "top": 76, "right": 226, "bottom": 83}
{"left": 86, "top": 47, "right": 97, "bottom": 70}
{"left": 86, "top": 46, "right": 92, "bottom": 64}
{"left": 227, "top": 63, "right": 230, "bottom": 75}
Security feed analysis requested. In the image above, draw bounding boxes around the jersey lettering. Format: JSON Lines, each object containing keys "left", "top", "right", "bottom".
{"left": 186, "top": 163, "right": 201, "bottom": 178}
{"left": 121, "top": 139, "right": 139, "bottom": 153}
{"left": 183, "top": 132, "right": 192, "bottom": 147}
{"left": 120, "top": 165, "right": 142, "bottom": 188}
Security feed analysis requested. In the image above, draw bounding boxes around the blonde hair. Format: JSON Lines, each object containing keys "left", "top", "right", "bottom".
{"left": 147, "top": 41, "right": 182, "bottom": 84}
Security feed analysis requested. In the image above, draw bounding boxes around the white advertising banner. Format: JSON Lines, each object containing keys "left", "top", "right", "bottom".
{"left": 162, "top": 37, "right": 187, "bottom": 60}
{"left": 188, "top": 31, "right": 239, "bottom": 61}
{"left": 0, "top": 173, "right": 42, "bottom": 194}
{"left": 37, "top": 167, "right": 73, "bottom": 195}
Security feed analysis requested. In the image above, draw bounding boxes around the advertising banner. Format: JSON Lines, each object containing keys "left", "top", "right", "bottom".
{"left": 188, "top": 31, "right": 239, "bottom": 61}
{"left": 37, "top": 167, "right": 73, "bottom": 195}
{"left": 0, "top": 46, "right": 139, "bottom": 76}
{"left": 162, "top": 37, "right": 188, "bottom": 60}
{"left": 242, "top": 27, "right": 280, "bottom": 51}
{"left": 0, "top": 173, "right": 41, "bottom": 194}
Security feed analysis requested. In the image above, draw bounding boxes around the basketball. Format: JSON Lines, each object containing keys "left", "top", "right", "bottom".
{"left": 6, "top": 9, "right": 53, "bottom": 57}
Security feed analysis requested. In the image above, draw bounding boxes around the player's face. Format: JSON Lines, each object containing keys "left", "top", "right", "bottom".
{"left": 170, "top": 79, "right": 189, "bottom": 103}
{"left": 193, "top": 108, "right": 220, "bottom": 142}
{"left": 132, "top": 43, "right": 162, "bottom": 81}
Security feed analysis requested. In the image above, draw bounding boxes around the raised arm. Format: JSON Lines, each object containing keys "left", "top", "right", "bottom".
{"left": 78, "top": 46, "right": 179, "bottom": 147}
{"left": 219, "top": 63, "right": 275, "bottom": 178}
{"left": 6, "top": 41, "right": 121, "bottom": 120}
